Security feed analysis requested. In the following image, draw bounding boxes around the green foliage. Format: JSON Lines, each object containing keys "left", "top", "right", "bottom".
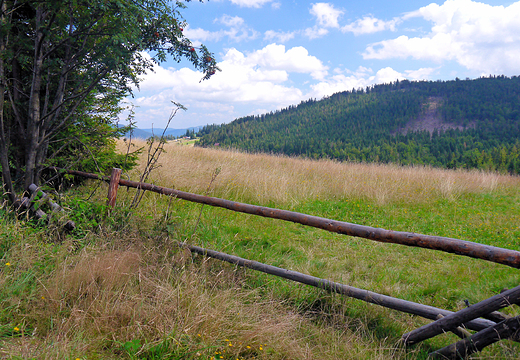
{"left": 198, "top": 76, "right": 520, "bottom": 173}
{"left": 0, "top": 0, "right": 218, "bottom": 194}
{"left": 46, "top": 121, "right": 139, "bottom": 176}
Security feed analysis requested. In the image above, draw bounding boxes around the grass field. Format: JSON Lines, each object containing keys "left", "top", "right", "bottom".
{"left": 1, "top": 140, "right": 520, "bottom": 359}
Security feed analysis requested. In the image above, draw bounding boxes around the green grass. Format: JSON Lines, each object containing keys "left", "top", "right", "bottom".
{"left": 1, "top": 151, "right": 520, "bottom": 358}
{"left": 127, "top": 182, "right": 520, "bottom": 357}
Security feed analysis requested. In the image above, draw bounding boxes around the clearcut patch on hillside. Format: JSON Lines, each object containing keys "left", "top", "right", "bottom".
{"left": 399, "top": 97, "right": 476, "bottom": 135}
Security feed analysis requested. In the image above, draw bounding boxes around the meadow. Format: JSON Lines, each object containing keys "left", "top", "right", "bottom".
{"left": 1, "top": 139, "right": 520, "bottom": 359}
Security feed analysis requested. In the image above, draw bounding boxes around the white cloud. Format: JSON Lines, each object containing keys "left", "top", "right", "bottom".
{"left": 217, "top": 14, "right": 244, "bottom": 27}
{"left": 247, "top": 43, "right": 329, "bottom": 80}
{"left": 131, "top": 41, "right": 437, "bottom": 128}
{"left": 229, "top": 0, "right": 273, "bottom": 8}
{"left": 271, "top": 2, "right": 281, "bottom": 9}
{"left": 132, "top": 44, "right": 331, "bottom": 127}
{"left": 303, "top": 3, "right": 343, "bottom": 39}
{"left": 364, "top": 33, "right": 461, "bottom": 62}
{"left": 184, "top": 27, "right": 222, "bottom": 42}
{"left": 363, "top": 0, "right": 520, "bottom": 75}
{"left": 264, "top": 30, "right": 296, "bottom": 43}
{"left": 309, "top": 65, "right": 436, "bottom": 99}
{"left": 310, "top": 3, "right": 343, "bottom": 28}
{"left": 185, "top": 15, "right": 258, "bottom": 43}
{"left": 373, "top": 67, "right": 405, "bottom": 84}
{"left": 303, "top": 26, "right": 329, "bottom": 40}
{"left": 404, "top": 67, "right": 438, "bottom": 80}
{"left": 342, "top": 16, "right": 400, "bottom": 35}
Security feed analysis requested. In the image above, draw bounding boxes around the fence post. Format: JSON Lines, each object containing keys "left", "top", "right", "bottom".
{"left": 107, "top": 168, "right": 122, "bottom": 208}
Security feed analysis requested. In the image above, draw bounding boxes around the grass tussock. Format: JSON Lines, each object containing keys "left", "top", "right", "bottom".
{"left": 1, "top": 141, "right": 519, "bottom": 358}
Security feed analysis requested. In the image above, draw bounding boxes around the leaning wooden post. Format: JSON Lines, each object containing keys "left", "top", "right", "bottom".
{"left": 401, "top": 284, "right": 520, "bottom": 345}
{"left": 431, "top": 315, "right": 520, "bottom": 359}
{"left": 107, "top": 168, "right": 122, "bottom": 208}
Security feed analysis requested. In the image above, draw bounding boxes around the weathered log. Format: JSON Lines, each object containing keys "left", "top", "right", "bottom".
{"left": 482, "top": 310, "right": 511, "bottom": 323}
{"left": 435, "top": 314, "right": 472, "bottom": 340}
{"left": 183, "top": 243, "right": 495, "bottom": 332}
{"left": 401, "top": 285, "right": 520, "bottom": 345}
{"left": 50, "top": 167, "right": 520, "bottom": 268}
{"left": 431, "top": 315, "right": 520, "bottom": 359}
{"left": 18, "top": 196, "right": 47, "bottom": 221}
{"left": 28, "top": 184, "right": 75, "bottom": 230}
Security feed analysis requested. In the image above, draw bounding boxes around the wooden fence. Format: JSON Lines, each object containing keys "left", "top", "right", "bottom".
{"left": 49, "top": 167, "right": 520, "bottom": 359}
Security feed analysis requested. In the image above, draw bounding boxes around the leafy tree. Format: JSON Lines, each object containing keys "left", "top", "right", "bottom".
{"left": 0, "top": 0, "right": 218, "bottom": 203}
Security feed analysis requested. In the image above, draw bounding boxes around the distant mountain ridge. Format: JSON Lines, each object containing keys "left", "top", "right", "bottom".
{"left": 122, "top": 126, "right": 203, "bottom": 139}
{"left": 198, "top": 76, "right": 520, "bottom": 174}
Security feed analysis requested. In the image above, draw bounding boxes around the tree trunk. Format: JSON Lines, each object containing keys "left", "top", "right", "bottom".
{"left": 0, "top": 1, "right": 15, "bottom": 203}
{"left": 24, "top": 5, "right": 46, "bottom": 189}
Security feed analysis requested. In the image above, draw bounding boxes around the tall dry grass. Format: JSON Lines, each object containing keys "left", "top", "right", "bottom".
{"left": 121, "top": 139, "right": 518, "bottom": 206}
{"left": 1, "top": 234, "right": 410, "bottom": 359}
{"left": 2, "top": 140, "right": 519, "bottom": 359}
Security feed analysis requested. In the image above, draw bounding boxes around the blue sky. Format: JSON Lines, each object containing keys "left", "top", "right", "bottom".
{"left": 127, "top": 0, "right": 520, "bottom": 129}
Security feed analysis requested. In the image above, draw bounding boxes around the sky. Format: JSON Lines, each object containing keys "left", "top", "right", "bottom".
{"left": 126, "top": 0, "right": 520, "bottom": 129}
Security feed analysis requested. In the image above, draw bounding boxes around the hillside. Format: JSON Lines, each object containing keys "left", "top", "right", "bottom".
{"left": 198, "top": 76, "right": 520, "bottom": 173}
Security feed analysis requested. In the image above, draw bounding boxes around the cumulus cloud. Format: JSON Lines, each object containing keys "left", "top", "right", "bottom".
{"left": 308, "top": 65, "right": 436, "bottom": 99}
{"left": 404, "top": 67, "right": 439, "bottom": 80}
{"left": 132, "top": 44, "right": 331, "bottom": 127}
{"left": 246, "top": 43, "right": 329, "bottom": 80}
{"left": 218, "top": 14, "right": 245, "bottom": 27}
{"left": 229, "top": 0, "right": 273, "bottom": 8}
{"left": 303, "top": 26, "right": 329, "bottom": 40}
{"left": 363, "top": 0, "right": 520, "bottom": 75}
{"left": 310, "top": 2, "right": 343, "bottom": 28}
{"left": 304, "top": 2, "right": 343, "bottom": 39}
{"left": 373, "top": 67, "right": 406, "bottom": 84}
{"left": 264, "top": 30, "right": 296, "bottom": 43}
{"left": 364, "top": 34, "right": 461, "bottom": 62}
{"left": 307, "top": 67, "right": 383, "bottom": 98}
{"left": 342, "top": 16, "right": 400, "bottom": 35}
{"left": 183, "top": 27, "right": 222, "bottom": 42}
{"left": 184, "top": 15, "right": 258, "bottom": 43}
{"left": 131, "top": 35, "right": 438, "bottom": 128}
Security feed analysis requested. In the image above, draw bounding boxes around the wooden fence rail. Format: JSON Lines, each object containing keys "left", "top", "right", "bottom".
{"left": 184, "top": 242, "right": 495, "bottom": 332}
{"left": 433, "top": 315, "right": 520, "bottom": 358}
{"left": 49, "top": 167, "right": 520, "bottom": 359}
{"left": 402, "top": 286, "right": 520, "bottom": 345}
{"left": 50, "top": 166, "right": 520, "bottom": 269}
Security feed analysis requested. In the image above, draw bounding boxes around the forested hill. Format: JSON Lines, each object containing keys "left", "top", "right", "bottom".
{"left": 197, "top": 76, "right": 520, "bottom": 173}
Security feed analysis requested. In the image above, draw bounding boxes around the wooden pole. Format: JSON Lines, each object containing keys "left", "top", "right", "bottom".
{"left": 431, "top": 315, "right": 520, "bottom": 359}
{"left": 183, "top": 243, "right": 495, "bottom": 332}
{"left": 401, "top": 285, "right": 520, "bottom": 345}
{"left": 49, "top": 167, "right": 520, "bottom": 269}
{"left": 121, "top": 179, "right": 520, "bottom": 269}
{"left": 435, "top": 314, "right": 472, "bottom": 340}
{"left": 107, "top": 168, "right": 122, "bottom": 208}
{"left": 18, "top": 196, "right": 47, "bottom": 221}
